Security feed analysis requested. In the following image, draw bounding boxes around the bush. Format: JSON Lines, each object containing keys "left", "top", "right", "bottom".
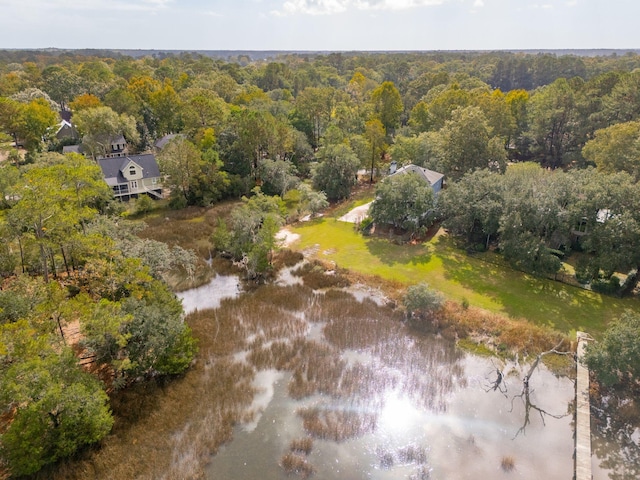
{"left": 575, "top": 257, "right": 597, "bottom": 284}
{"left": 169, "top": 194, "right": 188, "bottom": 210}
{"left": 359, "top": 216, "right": 374, "bottom": 234}
{"left": 591, "top": 275, "right": 621, "bottom": 295}
{"left": 403, "top": 283, "right": 444, "bottom": 329}
{"left": 135, "top": 194, "right": 155, "bottom": 215}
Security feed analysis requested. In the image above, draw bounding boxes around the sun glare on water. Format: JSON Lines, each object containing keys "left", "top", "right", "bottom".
{"left": 379, "top": 391, "right": 423, "bottom": 435}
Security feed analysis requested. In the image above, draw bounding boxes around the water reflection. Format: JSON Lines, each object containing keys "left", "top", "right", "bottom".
{"left": 176, "top": 274, "right": 240, "bottom": 314}
{"left": 203, "top": 286, "right": 575, "bottom": 480}
{"left": 591, "top": 393, "right": 640, "bottom": 480}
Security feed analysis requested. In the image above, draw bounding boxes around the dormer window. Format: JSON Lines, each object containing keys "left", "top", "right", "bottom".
{"left": 129, "top": 166, "right": 136, "bottom": 176}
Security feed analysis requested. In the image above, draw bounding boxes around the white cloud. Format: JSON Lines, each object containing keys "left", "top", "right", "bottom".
{"left": 566, "top": 0, "right": 578, "bottom": 6}
{"left": 277, "top": 0, "right": 446, "bottom": 15}
{"left": 473, "top": 0, "right": 484, "bottom": 6}
{"left": 280, "top": 0, "right": 348, "bottom": 15}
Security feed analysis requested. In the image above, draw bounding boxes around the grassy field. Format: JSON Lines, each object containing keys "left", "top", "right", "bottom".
{"left": 290, "top": 201, "right": 638, "bottom": 336}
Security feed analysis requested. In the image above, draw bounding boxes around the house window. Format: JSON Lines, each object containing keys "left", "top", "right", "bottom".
{"left": 152, "top": 177, "right": 157, "bottom": 184}
{"left": 129, "top": 166, "right": 136, "bottom": 176}
{"left": 131, "top": 180, "right": 138, "bottom": 190}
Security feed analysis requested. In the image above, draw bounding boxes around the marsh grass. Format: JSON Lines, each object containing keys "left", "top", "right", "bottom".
{"left": 501, "top": 455, "right": 516, "bottom": 472}
{"left": 40, "top": 270, "right": 567, "bottom": 480}
{"left": 377, "top": 444, "right": 428, "bottom": 469}
{"left": 138, "top": 205, "right": 216, "bottom": 256}
{"left": 250, "top": 283, "right": 315, "bottom": 311}
{"left": 274, "top": 249, "right": 305, "bottom": 268}
{"left": 290, "top": 437, "right": 314, "bottom": 455}
{"left": 292, "top": 260, "right": 351, "bottom": 290}
{"left": 456, "top": 338, "right": 495, "bottom": 357}
{"left": 280, "top": 452, "right": 315, "bottom": 478}
{"left": 298, "top": 407, "right": 377, "bottom": 442}
{"left": 440, "top": 302, "right": 569, "bottom": 358}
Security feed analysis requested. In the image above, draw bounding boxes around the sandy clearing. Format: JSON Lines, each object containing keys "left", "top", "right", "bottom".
{"left": 338, "top": 201, "right": 372, "bottom": 223}
{"left": 276, "top": 228, "right": 301, "bottom": 247}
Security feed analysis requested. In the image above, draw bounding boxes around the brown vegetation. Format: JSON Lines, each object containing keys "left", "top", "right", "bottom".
{"left": 289, "top": 437, "right": 314, "bottom": 455}
{"left": 292, "top": 260, "right": 351, "bottom": 290}
{"left": 280, "top": 452, "right": 315, "bottom": 478}
{"left": 37, "top": 252, "right": 569, "bottom": 479}
{"left": 298, "top": 407, "right": 377, "bottom": 442}
{"left": 501, "top": 455, "right": 516, "bottom": 472}
{"left": 273, "top": 249, "right": 305, "bottom": 269}
{"left": 439, "top": 301, "right": 569, "bottom": 358}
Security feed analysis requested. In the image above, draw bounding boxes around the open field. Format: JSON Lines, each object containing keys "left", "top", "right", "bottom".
{"left": 290, "top": 201, "right": 638, "bottom": 336}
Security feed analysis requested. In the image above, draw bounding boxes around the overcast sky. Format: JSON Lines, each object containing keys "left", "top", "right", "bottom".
{"left": 0, "top": 0, "right": 637, "bottom": 51}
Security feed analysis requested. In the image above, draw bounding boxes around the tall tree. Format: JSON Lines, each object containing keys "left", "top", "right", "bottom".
{"left": 369, "top": 172, "right": 435, "bottom": 234}
{"left": 295, "top": 86, "right": 336, "bottom": 147}
{"left": 438, "top": 106, "right": 507, "bottom": 180}
{"left": 312, "top": 143, "right": 359, "bottom": 201}
{"left": 157, "top": 137, "right": 203, "bottom": 203}
{"left": 370, "top": 81, "right": 403, "bottom": 133}
{"left": 364, "top": 118, "right": 387, "bottom": 183}
{"left": 73, "top": 106, "right": 139, "bottom": 159}
{"left": 582, "top": 121, "right": 640, "bottom": 180}
{"left": 527, "top": 78, "right": 580, "bottom": 168}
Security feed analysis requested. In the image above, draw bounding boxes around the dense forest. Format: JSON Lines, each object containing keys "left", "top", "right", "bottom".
{"left": 1, "top": 49, "right": 640, "bottom": 477}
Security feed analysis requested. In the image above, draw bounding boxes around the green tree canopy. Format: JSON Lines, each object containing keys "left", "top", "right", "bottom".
{"left": 0, "top": 320, "right": 114, "bottom": 477}
{"left": 370, "top": 172, "right": 435, "bottom": 234}
{"left": 73, "top": 106, "right": 139, "bottom": 159}
{"left": 584, "top": 312, "right": 640, "bottom": 393}
{"left": 370, "top": 81, "right": 403, "bottom": 133}
{"left": 582, "top": 120, "right": 640, "bottom": 180}
{"left": 312, "top": 143, "right": 359, "bottom": 201}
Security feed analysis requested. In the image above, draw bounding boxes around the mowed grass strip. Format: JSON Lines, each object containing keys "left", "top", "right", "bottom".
{"left": 291, "top": 217, "right": 637, "bottom": 335}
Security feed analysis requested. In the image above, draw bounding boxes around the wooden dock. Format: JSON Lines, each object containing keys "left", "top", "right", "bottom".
{"left": 575, "top": 331, "right": 592, "bottom": 480}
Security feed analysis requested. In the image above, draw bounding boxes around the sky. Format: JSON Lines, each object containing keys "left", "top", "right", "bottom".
{"left": 0, "top": 0, "right": 638, "bottom": 51}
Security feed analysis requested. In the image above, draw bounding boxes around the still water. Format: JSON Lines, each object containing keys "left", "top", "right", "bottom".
{"left": 176, "top": 274, "right": 631, "bottom": 480}
{"left": 182, "top": 279, "right": 574, "bottom": 479}
{"left": 206, "top": 355, "right": 574, "bottom": 480}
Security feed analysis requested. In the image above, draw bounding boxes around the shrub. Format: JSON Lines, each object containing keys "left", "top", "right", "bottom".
{"left": 591, "top": 275, "right": 621, "bottom": 296}
{"left": 584, "top": 312, "right": 640, "bottom": 390}
{"left": 359, "top": 216, "right": 374, "bottom": 234}
{"left": 403, "top": 283, "right": 444, "bottom": 329}
{"left": 134, "top": 194, "right": 155, "bottom": 215}
{"left": 169, "top": 194, "right": 188, "bottom": 210}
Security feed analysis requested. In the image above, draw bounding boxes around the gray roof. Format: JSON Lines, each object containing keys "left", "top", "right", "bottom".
{"left": 62, "top": 145, "right": 82, "bottom": 154}
{"left": 390, "top": 164, "right": 444, "bottom": 186}
{"left": 154, "top": 133, "right": 184, "bottom": 150}
{"left": 111, "top": 134, "right": 127, "bottom": 145}
{"left": 98, "top": 154, "right": 161, "bottom": 186}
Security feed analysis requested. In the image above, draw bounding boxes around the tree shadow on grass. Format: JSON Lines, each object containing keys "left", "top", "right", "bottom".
{"left": 364, "top": 235, "right": 432, "bottom": 267}
{"left": 438, "top": 248, "right": 629, "bottom": 335}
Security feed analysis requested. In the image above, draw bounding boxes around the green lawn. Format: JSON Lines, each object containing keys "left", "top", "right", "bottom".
{"left": 291, "top": 214, "right": 638, "bottom": 336}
